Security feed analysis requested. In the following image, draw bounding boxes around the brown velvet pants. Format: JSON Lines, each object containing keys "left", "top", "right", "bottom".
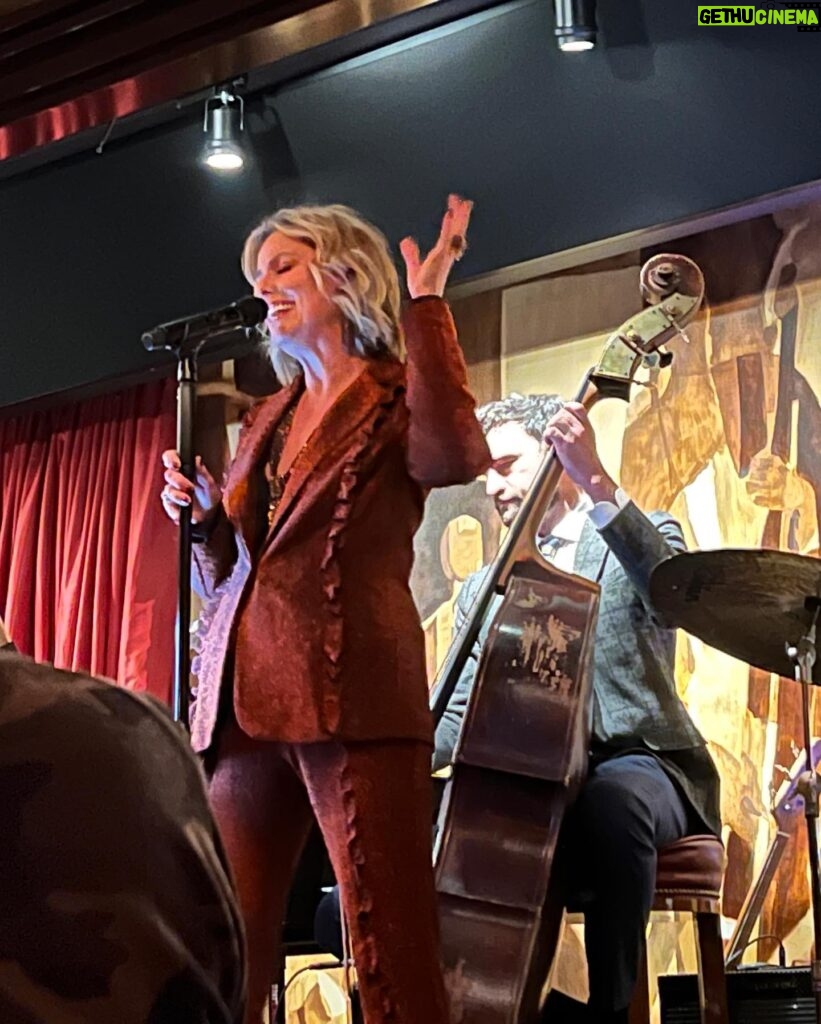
{"left": 208, "top": 714, "right": 451, "bottom": 1024}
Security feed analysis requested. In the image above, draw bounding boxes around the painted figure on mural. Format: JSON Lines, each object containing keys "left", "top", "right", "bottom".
{"left": 740, "top": 204, "right": 821, "bottom": 958}
{"left": 620, "top": 208, "right": 821, "bottom": 958}
{"left": 409, "top": 479, "right": 499, "bottom": 680}
{"left": 420, "top": 512, "right": 485, "bottom": 679}
{"left": 435, "top": 392, "right": 721, "bottom": 1024}
{"left": 160, "top": 196, "right": 490, "bottom": 1024}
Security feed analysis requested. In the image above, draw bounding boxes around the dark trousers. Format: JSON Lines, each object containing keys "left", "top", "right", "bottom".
{"left": 562, "top": 752, "right": 690, "bottom": 1014}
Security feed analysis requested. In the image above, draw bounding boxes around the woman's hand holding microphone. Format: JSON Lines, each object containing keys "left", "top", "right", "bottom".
{"left": 160, "top": 450, "right": 222, "bottom": 526}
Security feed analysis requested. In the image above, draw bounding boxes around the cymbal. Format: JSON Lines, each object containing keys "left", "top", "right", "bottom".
{"left": 650, "top": 549, "right": 821, "bottom": 684}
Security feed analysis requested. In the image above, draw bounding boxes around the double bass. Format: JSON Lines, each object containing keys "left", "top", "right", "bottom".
{"left": 431, "top": 254, "right": 706, "bottom": 1023}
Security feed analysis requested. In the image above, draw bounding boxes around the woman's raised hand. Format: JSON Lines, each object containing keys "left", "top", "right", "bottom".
{"left": 160, "top": 450, "right": 222, "bottom": 525}
{"left": 400, "top": 194, "right": 473, "bottom": 299}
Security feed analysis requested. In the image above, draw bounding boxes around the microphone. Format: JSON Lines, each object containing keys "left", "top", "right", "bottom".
{"left": 141, "top": 295, "right": 268, "bottom": 353}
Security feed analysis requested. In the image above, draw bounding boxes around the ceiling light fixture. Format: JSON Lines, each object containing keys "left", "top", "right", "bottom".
{"left": 553, "top": 0, "right": 597, "bottom": 52}
{"left": 203, "top": 88, "right": 245, "bottom": 171}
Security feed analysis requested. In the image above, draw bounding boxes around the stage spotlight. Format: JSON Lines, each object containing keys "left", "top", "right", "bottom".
{"left": 203, "top": 88, "right": 245, "bottom": 171}
{"left": 553, "top": 0, "right": 597, "bottom": 52}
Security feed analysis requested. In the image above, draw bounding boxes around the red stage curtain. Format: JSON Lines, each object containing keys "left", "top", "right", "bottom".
{"left": 0, "top": 379, "right": 177, "bottom": 702}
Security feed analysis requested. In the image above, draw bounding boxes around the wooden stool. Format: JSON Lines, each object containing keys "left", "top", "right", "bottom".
{"left": 628, "top": 834, "right": 729, "bottom": 1024}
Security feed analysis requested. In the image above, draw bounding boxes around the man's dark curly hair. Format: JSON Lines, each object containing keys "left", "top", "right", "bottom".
{"left": 476, "top": 392, "right": 564, "bottom": 443}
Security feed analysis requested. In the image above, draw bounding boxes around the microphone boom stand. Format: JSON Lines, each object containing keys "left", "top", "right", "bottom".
{"left": 173, "top": 348, "right": 198, "bottom": 726}
{"left": 142, "top": 298, "right": 267, "bottom": 729}
{"left": 165, "top": 327, "right": 256, "bottom": 728}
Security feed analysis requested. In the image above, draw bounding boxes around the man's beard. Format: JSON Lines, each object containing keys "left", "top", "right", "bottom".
{"left": 496, "top": 492, "right": 567, "bottom": 534}
{"left": 496, "top": 499, "right": 521, "bottom": 527}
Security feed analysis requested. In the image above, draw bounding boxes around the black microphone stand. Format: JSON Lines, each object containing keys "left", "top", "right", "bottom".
{"left": 142, "top": 296, "right": 267, "bottom": 728}
{"left": 173, "top": 347, "right": 197, "bottom": 727}
{"left": 146, "top": 324, "right": 260, "bottom": 728}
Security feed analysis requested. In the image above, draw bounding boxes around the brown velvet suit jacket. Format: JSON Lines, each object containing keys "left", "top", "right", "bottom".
{"left": 189, "top": 297, "right": 490, "bottom": 753}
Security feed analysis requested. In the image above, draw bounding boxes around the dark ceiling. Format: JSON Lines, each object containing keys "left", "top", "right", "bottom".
{"left": 0, "top": 0, "right": 495, "bottom": 171}
{"left": 2, "top": 0, "right": 821, "bottom": 410}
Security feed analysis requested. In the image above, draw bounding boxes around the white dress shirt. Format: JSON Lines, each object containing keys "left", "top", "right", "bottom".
{"left": 537, "top": 488, "right": 629, "bottom": 572}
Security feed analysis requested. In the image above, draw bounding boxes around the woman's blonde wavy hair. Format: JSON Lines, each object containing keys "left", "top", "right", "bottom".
{"left": 241, "top": 204, "right": 405, "bottom": 383}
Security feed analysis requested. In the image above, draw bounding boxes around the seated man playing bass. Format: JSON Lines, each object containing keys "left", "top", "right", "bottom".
{"left": 435, "top": 392, "right": 721, "bottom": 1024}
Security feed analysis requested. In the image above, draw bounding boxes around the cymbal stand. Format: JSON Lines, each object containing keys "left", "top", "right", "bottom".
{"left": 788, "top": 595, "right": 821, "bottom": 1024}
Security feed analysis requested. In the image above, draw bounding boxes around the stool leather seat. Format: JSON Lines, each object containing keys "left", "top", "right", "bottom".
{"left": 654, "top": 835, "right": 724, "bottom": 899}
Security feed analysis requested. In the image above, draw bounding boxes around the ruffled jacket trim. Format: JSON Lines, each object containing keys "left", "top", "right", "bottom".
{"left": 318, "top": 376, "right": 405, "bottom": 733}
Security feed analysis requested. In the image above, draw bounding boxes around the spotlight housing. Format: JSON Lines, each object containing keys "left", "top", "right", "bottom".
{"left": 203, "top": 89, "right": 245, "bottom": 171}
{"left": 554, "top": 0, "right": 597, "bottom": 52}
